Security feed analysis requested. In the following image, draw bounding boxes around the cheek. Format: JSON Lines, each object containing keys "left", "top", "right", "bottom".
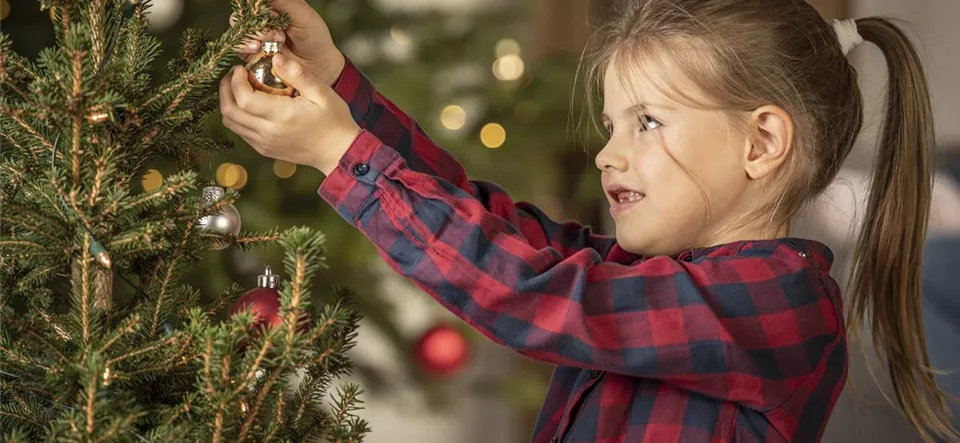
{"left": 636, "top": 142, "right": 710, "bottom": 222}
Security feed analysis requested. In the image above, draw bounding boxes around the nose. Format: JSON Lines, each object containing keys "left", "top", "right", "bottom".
{"left": 594, "top": 139, "right": 628, "bottom": 172}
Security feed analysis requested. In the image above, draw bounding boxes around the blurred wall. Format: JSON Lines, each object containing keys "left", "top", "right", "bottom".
{"left": 795, "top": 1, "right": 960, "bottom": 442}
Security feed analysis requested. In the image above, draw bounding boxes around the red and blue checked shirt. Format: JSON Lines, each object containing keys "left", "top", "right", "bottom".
{"left": 319, "top": 59, "right": 849, "bottom": 443}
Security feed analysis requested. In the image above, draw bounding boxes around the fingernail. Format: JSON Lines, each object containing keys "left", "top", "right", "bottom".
{"left": 246, "top": 41, "right": 259, "bottom": 51}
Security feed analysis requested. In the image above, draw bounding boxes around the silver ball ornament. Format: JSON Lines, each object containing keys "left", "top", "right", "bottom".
{"left": 198, "top": 186, "right": 241, "bottom": 250}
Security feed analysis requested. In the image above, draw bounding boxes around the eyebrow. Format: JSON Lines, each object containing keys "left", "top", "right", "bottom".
{"left": 601, "top": 103, "right": 672, "bottom": 120}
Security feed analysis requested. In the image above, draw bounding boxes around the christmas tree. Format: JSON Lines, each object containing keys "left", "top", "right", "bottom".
{"left": 0, "top": 1, "right": 369, "bottom": 441}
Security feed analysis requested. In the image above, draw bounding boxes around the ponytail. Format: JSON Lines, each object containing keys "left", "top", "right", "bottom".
{"left": 846, "top": 17, "right": 958, "bottom": 442}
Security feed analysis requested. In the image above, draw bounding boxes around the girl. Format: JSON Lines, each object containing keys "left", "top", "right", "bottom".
{"left": 220, "top": 0, "right": 956, "bottom": 441}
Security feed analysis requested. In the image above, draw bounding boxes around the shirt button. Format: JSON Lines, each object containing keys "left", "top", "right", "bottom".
{"left": 798, "top": 248, "right": 810, "bottom": 259}
{"left": 589, "top": 370, "right": 601, "bottom": 378}
{"left": 353, "top": 163, "right": 370, "bottom": 176}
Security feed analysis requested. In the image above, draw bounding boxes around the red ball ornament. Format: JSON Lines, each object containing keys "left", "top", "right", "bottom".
{"left": 414, "top": 324, "right": 470, "bottom": 377}
{"left": 229, "top": 266, "right": 282, "bottom": 328}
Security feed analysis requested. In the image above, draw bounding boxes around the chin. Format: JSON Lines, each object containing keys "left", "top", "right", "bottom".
{"left": 615, "top": 228, "right": 684, "bottom": 258}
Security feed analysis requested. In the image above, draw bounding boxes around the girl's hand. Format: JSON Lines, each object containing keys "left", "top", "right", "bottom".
{"left": 231, "top": 0, "right": 345, "bottom": 87}
{"left": 219, "top": 53, "right": 360, "bottom": 175}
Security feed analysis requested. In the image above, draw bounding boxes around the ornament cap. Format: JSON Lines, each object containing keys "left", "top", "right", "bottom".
{"left": 258, "top": 266, "right": 280, "bottom": 288}
{"left": 262, "top": 41, "right": 281, "bottom": 55}
{"left": 202, "top": 186, "right": 225, "bottom": 203}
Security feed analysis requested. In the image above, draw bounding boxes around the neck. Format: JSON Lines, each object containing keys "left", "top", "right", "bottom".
{"left": 699, "top": 215, "right": 791, "bottom": 248}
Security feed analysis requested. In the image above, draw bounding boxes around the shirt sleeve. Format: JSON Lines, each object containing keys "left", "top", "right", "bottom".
{"left": 331, "top": 58, "right": 625, "bottom": 261}
{"left": 318, "top": 130, "right": 845, "bottom": 411}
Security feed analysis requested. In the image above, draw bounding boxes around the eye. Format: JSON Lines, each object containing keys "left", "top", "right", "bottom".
{"left": 637, "top": 115, "right": 662, "bottom": 132}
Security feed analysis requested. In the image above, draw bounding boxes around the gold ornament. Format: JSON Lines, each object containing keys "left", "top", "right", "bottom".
{"left": 245, "top": 42, "right": 296, "bottom": 97}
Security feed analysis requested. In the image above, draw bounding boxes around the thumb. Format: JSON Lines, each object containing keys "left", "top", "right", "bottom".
{"left": 273, "top": 53, "right": 333, "bottom": 102}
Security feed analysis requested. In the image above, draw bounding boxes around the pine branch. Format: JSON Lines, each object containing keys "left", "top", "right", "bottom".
{"left": 83, "top": 0, "right": 111, "bottom": 70}
{"left": 106, "top": 335, "right": 179, "bottom": 368}
{"left": 235, "top": 230, "right": 282, "bottom": 249}
{"left": 97, "top": 313, "right": 141, "bottom": 354}
{"left": 61, "top": 35, "right": 96, "bottom": 188}
{"left": 6, "top": 113, "right": 55, "bottom": 159}
{"left": 238, "top": 363, "right": 284, "bottom": 443}
{"left": 135, "top": 9, "right": 287, "bottom": 120}
{"left": 105, "top": 170, "right": 197, "bottom": 220}
{"left": 2, "top": 316, "right": 69, "bottom": 363}
{"left": 38, "top": 310, "right": 73, "bottom": 341}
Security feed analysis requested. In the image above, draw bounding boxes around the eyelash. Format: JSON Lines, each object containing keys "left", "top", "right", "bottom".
{"left": 604, "top": 115, "right": 663, "bottom": 135}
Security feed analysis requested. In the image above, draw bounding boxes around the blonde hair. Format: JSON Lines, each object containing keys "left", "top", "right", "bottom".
{"left": 583, "top": 0, "right": 953, "bottom": 440}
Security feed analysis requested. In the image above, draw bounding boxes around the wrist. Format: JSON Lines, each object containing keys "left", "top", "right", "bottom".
{"left": 316, "top": 125, "right": 362, "bottom": 176}
{"left": 322, "top": 51, "right": 346, "bottom": 87}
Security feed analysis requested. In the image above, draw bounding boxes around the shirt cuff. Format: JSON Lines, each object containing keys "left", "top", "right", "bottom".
{"left": 331, "top": 57, "right": 374, "bottom": 125}
{"left": 318, "top": 129, "right": 402, "bottom": 224}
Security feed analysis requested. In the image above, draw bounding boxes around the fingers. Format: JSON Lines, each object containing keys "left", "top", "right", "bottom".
{"left": 228, "top": 66, "right": 289, "bottom": 119}
{"left": 268, "top": 0, "right": 317, "bottom": 19}
{"left": 219, "top": 69, "right": 268, "bottom": 130}
{"left": 230, "top": 12, "right": 287, "bottom": 62}
{"left": 272, "top": 53, "right": 331, "bottom": 103}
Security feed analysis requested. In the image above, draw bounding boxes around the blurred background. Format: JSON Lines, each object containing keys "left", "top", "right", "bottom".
{"left": 3, "top": 0, "right": 959, "bottom": 441}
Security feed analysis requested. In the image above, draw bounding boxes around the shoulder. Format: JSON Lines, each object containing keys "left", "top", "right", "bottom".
{"left": 641, "top": 238, "right": 843, "bottom": 321}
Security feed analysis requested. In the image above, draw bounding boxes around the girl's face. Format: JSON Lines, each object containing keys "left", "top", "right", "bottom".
{"left": 597, "top": 55, "right": 778, "bottom": 256}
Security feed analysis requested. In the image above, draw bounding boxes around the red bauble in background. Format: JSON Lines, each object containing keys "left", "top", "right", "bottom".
{"left": 229, "top": 266, "right": 282, "bottom": 328}
{"left": 414, "top": 324, "right": 470, "bottom": 377}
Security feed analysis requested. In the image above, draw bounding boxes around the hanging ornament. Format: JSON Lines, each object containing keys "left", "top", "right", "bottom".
{"left": 413, "top": 324, "right": 470, "bottom": 377}
{"left": 144, "top": 0, "right": 184, "bottom": 33}
{"left": 198, "top": 186, "right": 241, "bottom": 250}
{"left": 246, "top": 41, "right": 297, "bottom": 97}
{"left": 229, "top": 266, "right": 282, "bottom": 328}
{"left": 229, "top": 266, "right": 310, "bottom": 333}
{"left": 1, "top": 0, "right": 11, "bottom": 21}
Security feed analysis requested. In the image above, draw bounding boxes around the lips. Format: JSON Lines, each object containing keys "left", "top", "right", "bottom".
{"left": 606, "top": 185, "right": 645, "bottom": 203}
{"left": 605, "top": 185, "right": 645, "bottom": 217}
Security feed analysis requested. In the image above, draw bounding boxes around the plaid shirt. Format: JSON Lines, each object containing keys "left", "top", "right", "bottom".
{"left": 319, "top": 59, "right": 848, "bottom": 443}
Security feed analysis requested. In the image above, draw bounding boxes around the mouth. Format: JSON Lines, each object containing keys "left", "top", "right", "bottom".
{"left": 606, "top": 185, "right": 645, "bottom": 217}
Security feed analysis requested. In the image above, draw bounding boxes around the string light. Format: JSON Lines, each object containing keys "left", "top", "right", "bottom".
{"left": 493, "top": 54, "right": 524, "bottom": 82}
{"left": 440, "top": 105, "right": 467, "bottom": 130}
{"left": 273, "top": 160, "right": 297, "bottom": 179}
{"left": 141, "top": 169, "right": 163, "bottom": 191}
{"left": 495, "top": 38, "right": 521, "bottom": 58}
{"left": 480, "top": 123, "right": 506, "bottom": 149}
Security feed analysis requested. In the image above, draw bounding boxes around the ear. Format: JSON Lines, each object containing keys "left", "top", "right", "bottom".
{"left": 743, "top": 105, "right": 793, "bottom": 180}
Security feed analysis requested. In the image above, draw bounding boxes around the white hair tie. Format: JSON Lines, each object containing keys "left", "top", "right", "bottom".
{"left": 832, "top": 19, "right": 864, "bottom": 55}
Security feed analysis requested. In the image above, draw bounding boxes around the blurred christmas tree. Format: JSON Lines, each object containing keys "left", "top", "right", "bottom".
{"left": 0, "top": 1, "right": 369, "bottom": 441}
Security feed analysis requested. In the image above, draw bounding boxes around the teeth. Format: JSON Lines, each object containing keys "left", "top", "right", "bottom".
{"left": 617, "top": 191, "right": 643, "bottom": 203}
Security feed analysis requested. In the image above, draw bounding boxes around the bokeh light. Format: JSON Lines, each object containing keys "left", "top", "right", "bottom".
{"left": 390, "top": 27, "right": 412, "bottom": 45}
{"left": 480, "top": 123, "right": 506, "bottom": 149}
{"left": 492, "top": 54, "right": 525, "bottom": 82}
{"left": 0, "top": 0, "right": 11, "bottom": 21}
{"left": 216, "top": 163, "right": 248, "bottom": 189}
{"left": 273, "top": 160, "right": 297, "bottom": 179}
{"left": 440, "top": 105, "right": 467, "bottom": 130}
{"left": 495, "top": 38, "right": 521, "bottom": 58}
{"left": 141, "top": 169, "right": 163, "bottom": 192}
